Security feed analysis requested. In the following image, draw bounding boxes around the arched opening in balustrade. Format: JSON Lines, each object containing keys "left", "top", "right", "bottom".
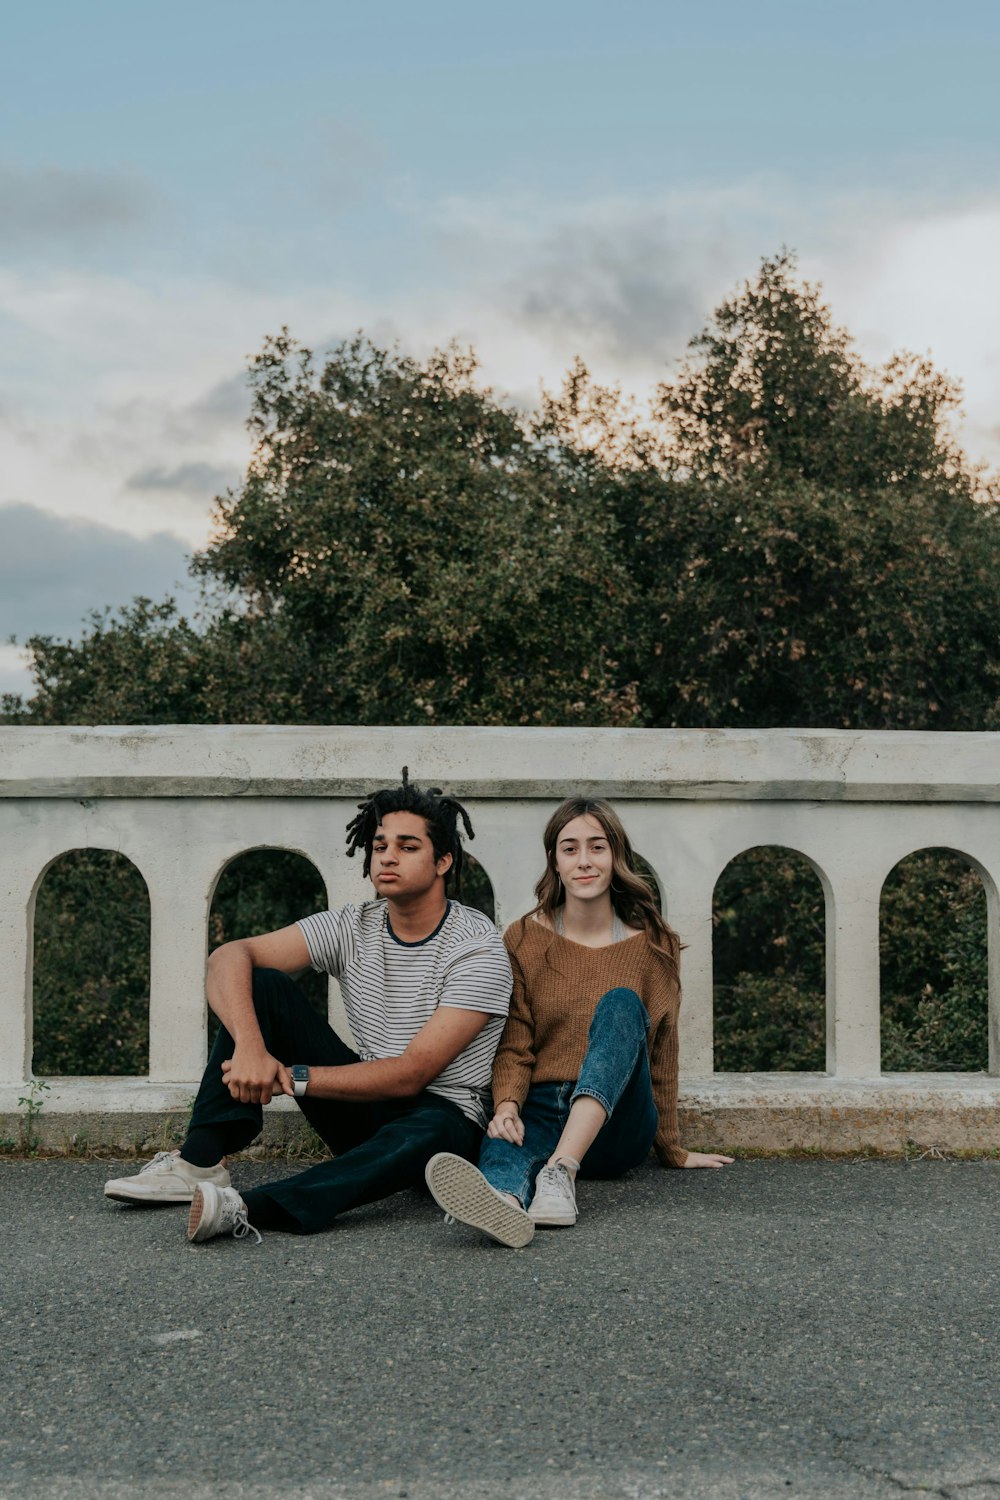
{"left": 712, "top": 846, "right": 826, "bottom": 1071}
{"left": 459, "top": 853, "right": 496, "bottom": 923}
{"left": 209, "top": 849, "right": 329, "bottom": 1044}
{"left": 880, "top": 848, "right": 989, "bottom": 1072}
{"left": 32, "top": 849, "right": 151, "bottom": 1076}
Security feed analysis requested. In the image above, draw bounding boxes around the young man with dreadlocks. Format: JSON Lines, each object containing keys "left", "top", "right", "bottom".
{"left": 103, "top": 773, "right": 512, "bottom": 1243}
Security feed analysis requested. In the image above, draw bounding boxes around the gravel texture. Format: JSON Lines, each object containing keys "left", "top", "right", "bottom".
{"left": 1, "top": 1156, "right": 998, "bottom": 1499}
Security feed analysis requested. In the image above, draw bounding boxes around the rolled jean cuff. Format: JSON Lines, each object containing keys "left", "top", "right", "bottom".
{"left": 569, "top": 1084, "right": 613, "bottom": 1115}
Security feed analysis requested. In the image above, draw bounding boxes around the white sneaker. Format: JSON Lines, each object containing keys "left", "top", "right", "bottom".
{"left": 187, "top": 1182, "right": 261, "bottom": 1245}
{"left": 425, "top": 1152, "right": 534, "bottom": 1249}
{"left": 104, "top": 1151, "right": 231, "bottom": 1204}
{"left": 529, "top": 1160, "right": 578, "bottom": 1226}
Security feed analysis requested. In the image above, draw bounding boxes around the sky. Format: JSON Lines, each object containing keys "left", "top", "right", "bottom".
{"left": 2, "top": 0, "right": 999, "bottom": 696}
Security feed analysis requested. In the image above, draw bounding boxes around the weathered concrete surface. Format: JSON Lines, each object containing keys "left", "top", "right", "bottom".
{"left": 5, "top": 724, "right": 1000, "bottom": 801}
{"left": 2, "top": 1158, "right": 999, "bottom": 1500}
{"left": 679, "top": 1072, "right": 1000, "bottom": 1154}
{"left": 0, "top": 1080, "right": 308, "bottom": 1156}
{"left": 6, "top": 1073, "right": 1000, "bottom": 1155}
{"left": 4, "top": 726, "right": 1000, "bottom": 1090}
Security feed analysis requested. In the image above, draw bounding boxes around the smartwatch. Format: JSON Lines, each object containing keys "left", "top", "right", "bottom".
{"left": 291, "top": 1065, "right": 310, "bottom": 1099}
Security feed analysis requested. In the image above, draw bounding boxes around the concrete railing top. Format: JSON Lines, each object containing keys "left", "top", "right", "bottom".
{"left": 3, "top": 725, "right": 999, "bottom": 801}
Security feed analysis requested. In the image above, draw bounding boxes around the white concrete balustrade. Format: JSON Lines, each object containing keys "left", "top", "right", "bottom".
{"left": 1, "top": 725, "right": 999, "bottom": 1151}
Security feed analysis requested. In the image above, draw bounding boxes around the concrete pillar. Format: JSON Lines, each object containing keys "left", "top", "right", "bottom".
{"left": 659, "top": 870, "right": 717, "bottom": 1078}
{"left": 987, "top": 881, "right": 1000, "bottom": 1077}
{"left": 634, "top": 804, "right": 718, "bottom": 1080}
{"left": 461, "top": 802, "right": 542, "bottom": 931}
{"left": 146, "top": 857, "right": 215, "bottom": 1082}
{"left": 825, "top": 865, "right": 883, "bottom": 1078}
{"left": 0, "top": 875, "right": 32, "bottom": 1084}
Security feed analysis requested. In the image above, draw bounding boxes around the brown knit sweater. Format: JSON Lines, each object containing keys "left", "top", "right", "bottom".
{"left": 493, "top": 917, "right": 688, "bottom": 1168}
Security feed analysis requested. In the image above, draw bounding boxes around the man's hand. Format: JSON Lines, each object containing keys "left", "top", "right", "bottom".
{"left": 221, "top": 1048, "right": 293, "bottom": 1106}
{"left": 487, "top": 1100, "right": 524, "bottom": 1145}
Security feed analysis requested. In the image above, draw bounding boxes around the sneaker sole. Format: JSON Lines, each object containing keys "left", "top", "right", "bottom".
{"left": 187, "top": 1186, "right": 213, "bottom": 1242}
{"left": 425, "top": 1153, "right": 534, "bottom": 1249}
{"left": 529, "top": 1210, "right": 578, "bottom": 1227}
{"left": 104, "top": 1185, "right": 196, "bottom": 1204}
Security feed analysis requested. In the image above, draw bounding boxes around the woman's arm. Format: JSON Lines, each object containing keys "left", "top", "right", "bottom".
{"left": 648, "top": 957, "right": 733, "bottom": 1169}
{"left": 490, "top": 931, "right": 537, "bottom": 1121}
{"left": 648, "top": 997, "right": 689, "bottom": 1168}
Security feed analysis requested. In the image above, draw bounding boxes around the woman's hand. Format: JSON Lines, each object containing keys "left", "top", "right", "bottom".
{"left": 487, "top": 1100, "right": 525, "bottom": 1145}
{"left": 682, "top": 1150, "right": 735, "bottom": 1169}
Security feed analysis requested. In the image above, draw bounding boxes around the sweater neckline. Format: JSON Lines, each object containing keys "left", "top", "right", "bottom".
{"left": 528, "top": 914, "right": 646, "bottom": 953}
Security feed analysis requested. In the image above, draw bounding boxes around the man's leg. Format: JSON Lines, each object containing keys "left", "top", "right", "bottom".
{"left": 241, "top": 1092, "right": 481, "bottom": 1236}
{"left": 418, "top": 1083, "right": 565, "bottom": 1250}
{"left": 183, "top": 967, "right": 373, "bottom": 1165}
{"left": 105, "top": 968, "right": 373, "bottom": 1205}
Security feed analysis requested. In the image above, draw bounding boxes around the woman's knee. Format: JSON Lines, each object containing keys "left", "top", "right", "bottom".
{"left": 590, "top": 987, "right": 649, "bottom": 1035}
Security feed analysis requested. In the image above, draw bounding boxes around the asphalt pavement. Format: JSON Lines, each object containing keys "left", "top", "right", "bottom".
{"left": 1, "top": 1156, "right": 998, "bottom": 1500}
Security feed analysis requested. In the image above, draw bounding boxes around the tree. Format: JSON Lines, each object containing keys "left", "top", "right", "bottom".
{"left": 538, "top": 253, "right": 1000, "bottom": 730}
{"left": 6, "top": 337, "right": 638, "bottom": 730}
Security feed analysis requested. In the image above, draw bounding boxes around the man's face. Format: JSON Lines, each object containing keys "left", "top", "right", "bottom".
{"left": 370, "top": 811, "right": 452, "bottom": 901}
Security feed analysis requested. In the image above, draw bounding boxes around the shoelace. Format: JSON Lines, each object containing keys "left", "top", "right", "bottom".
{"left": 536, "top": 1165, "right": 575, "bottom": 1202}
{"left": 140, "top": 1151, "right": 178, "bottom": 1173}
{"left": 231, "top": 1207, "right": 262, "bottom": 1246}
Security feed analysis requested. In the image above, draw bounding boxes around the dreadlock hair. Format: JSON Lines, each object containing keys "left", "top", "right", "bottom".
{"left": 345, "top": 767, "right": 475, "bottom": 898}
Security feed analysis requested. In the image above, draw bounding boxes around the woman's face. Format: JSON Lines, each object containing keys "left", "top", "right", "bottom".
{"left": 553, "top": 812, "right": 614, "bottom": 903}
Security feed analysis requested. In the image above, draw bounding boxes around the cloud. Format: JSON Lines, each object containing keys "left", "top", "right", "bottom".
{"left": 0, "top": 642, "right": 32, "bottom": 699}
{"left": 125, "top": 461, "right": 238, "bottom": 498}
{"left": 0, "top": 179, "right": 997, "bottom": 597}
{"left": 419, "top": 181, "right": 801, "bottom": 384}
{"left": 515, "top": 218, "right": 721, "bottom": 369}
{"left": 174, "top": 372, "right": 251, "bottom": 437}
{"left": 0, "top": 165, "right": 156, "bottom": 251}
{"left": 809, "top": 201, "right": 1000, "bottom": 473}
{"left": 0, "top": 502, "right": 198, "bottom": 643}
{"left": 423, "top": 183, "right": 1000, "bottom": 474}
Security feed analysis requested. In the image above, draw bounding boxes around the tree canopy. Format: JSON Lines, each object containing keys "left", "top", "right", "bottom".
{"left": 7, "top": 252, "right": 998, "bottom": 733}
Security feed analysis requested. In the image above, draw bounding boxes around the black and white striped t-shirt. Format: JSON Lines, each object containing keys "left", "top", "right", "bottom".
{"left": 297, "top": 900, "right": 512, "bottom": 1128}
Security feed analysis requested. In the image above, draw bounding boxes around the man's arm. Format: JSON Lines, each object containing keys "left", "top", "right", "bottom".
{"left": 211, "top": 923, "right": 492, "bottom": 1106}
{"left": 279, "top": 1006, "right": 492, "bottom": 1102}
{"left": 207, "top": 924, "right": 312, "bottom": 1105}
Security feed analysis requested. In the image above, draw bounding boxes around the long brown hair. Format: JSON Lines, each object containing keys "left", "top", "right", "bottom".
{"left": 528, "top": 797, "right": 681, "bottom": 978}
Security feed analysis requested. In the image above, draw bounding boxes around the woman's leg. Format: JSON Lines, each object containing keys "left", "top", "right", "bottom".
{"left": 548, "top": 986, "right": 656, "bottom": 1174}
{"left": 423, "top": 1085, "right": 565, "bottom": 1247}
{"left": 477, "top": 1084, "right": 564, "bottom": 1207}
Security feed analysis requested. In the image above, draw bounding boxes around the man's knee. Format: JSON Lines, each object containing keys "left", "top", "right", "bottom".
{"left": 251, "top": 967, "right": 305, "bottom": 1017}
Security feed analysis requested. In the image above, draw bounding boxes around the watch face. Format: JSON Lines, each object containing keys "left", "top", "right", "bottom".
{"left": 292, "top": 1066, "right": 309, "bottom": 1082}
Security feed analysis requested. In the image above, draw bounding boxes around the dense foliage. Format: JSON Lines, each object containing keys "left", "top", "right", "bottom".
{"left": 12, "top": 254, "right": 995, "bottom": 1075}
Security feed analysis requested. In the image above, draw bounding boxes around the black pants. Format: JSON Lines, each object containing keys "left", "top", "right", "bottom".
{"left": 187, "top": 968, "right": 482, "bottom": 1234}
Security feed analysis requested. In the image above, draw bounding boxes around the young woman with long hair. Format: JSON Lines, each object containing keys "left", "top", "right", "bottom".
{"left": 425, "top": 797, "right": 732, "bottom": 1247}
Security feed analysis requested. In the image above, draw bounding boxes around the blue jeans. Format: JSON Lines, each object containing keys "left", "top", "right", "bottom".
{"left": 478, "top": 987, "right": 658, "bottom": 1208}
